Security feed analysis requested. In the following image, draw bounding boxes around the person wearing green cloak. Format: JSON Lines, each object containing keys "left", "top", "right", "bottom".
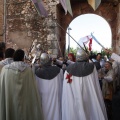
{"left": 0, "top": 49, "right": 43, "bottom": 120}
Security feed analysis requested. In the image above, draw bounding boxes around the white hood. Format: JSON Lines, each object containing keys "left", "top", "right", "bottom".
{"left": 5, "top": 61, "right": 30, "bottom": 72}
{"left": 0, "top": 58, "right": 13, "bottom": 66}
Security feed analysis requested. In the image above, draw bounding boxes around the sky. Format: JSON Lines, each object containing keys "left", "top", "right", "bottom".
{"left": 66, "top": 14, "right": 112, "bottom": 52}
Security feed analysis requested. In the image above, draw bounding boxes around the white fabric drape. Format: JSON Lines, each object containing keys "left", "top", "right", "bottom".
{"left": 36, "top": 69, "right": 63, "bottom": 120}
{"left": 62, "top": 66, "right": 108, "bottom": 120}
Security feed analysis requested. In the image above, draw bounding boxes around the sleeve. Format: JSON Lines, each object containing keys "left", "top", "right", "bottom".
{"left": 104, "top": 70, "right": 114, "bottom": 82}
{"left": 56, "top": 59, "right": 63, "bottom": 65}
{"left": 111, "top": 53, "right": 120, "bottom": 63}
{"left": 112, "top": 63, "right": 118, "bottom": 76}
{"left": 104, "top": 76, "right": 113, "bottom": 82}
{"left": 66, "top": 60, "right": 75, "bottom": 65}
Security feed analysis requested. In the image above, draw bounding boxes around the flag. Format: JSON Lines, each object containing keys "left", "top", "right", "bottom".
{"left": 59, "top": 0, "right": 67, "bottom": 14}
{"left": 88, "top": 37, "right": 92, "bottom": 51}
{"left": 65, "top": 0, "right": 73, "bottom": 16}
{"left": 88, "top": 0, "right": 101, "bottom": 10}
{"left": 31, "top": 0, "right": 48, "bottom": 17}
{"left": 78, "top": 35, "right": 92, "bottom": 51}
{"left": 59, "top": 0, "right": 73, "bottom": 16}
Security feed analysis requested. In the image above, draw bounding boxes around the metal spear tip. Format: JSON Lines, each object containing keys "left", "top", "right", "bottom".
{"left": 68, "top": 27, "right": 72, "bottom": 30}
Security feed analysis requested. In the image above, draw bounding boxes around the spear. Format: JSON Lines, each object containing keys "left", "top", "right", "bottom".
{"left": 55, "top": 20, "right": 87, "bottom": 54}
{"left": 91, "top": 33, "right": 105, "bottom": 49}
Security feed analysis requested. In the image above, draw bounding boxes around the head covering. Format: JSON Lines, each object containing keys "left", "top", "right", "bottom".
{"left": 76, "top": 48, "right": 89, "bottom": 62}
{"left": 68, "top": 53, "right": 75, "bottom": 62}
{"left": 105, "top": 61, "right": 112, "bottom": 66}
{"left": 36, "top": 53, "right": 60, "bottom": 80}
{"left": 40, "top": 53, "right": 51, "bottom": 66}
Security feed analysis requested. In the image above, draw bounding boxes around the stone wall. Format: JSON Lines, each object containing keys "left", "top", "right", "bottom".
{"left": 116, "top": 3, "right": 120, "bottom": 54}
{"left": 0, "top": 0, "right": 3, "bottom": 41}
{"left": 6, "top": 0, "right": 59, "bottom": 58}
{"left": 4, "top": 0, "right": 120, "bottom": 56}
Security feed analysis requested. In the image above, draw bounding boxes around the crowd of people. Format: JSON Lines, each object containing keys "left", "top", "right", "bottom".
{"left": 0, "top": 41, "right": 120, "bottom": 120}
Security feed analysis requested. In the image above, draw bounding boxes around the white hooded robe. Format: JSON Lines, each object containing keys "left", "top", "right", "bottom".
{"left": 62, "top": 65, "right": 108, "bottom": 120}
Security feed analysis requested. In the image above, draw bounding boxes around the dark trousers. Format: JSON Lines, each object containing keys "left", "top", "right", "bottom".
{"left": 104, "top": 99, "right": 112, "bottom": 120}
{"left": 112, "top": 91, "right": 120, "bottom": 120}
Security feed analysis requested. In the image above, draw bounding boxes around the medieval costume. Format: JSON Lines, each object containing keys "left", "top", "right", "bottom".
{"left": 35, "top": 53, "right": 63, "bottom": 120}
{"left": 0, "top": 61, "right": 43, "bottom": 120}
{"left": 62, "top": 48, "right": 108, "bottom": 120}
{"left": 53, "top": 58, "right": 74, "bottom": 73}
{"left": 0, "top": 58, "right": 13, "bottom": 65}
{"left": 0, "top": 58, "right": 13, "bottom": 73}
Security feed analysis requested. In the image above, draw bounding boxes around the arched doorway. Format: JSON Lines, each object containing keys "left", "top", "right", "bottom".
{"left": 57, "top": 1, "right": 118, "bottom": 56}
{"left": 66, "top": 14, "right": 112, "bottom": 52}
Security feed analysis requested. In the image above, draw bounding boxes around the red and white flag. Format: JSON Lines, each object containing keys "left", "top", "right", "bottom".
{"left": 88, "top": 37, "right": 92, "bottom": 51}
{"left": 78, "top": 35, "right": 92, "bottom": 51}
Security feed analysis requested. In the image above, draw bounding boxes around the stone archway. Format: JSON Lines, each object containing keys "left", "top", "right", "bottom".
{"left": 57, "top": 1, "right": 119, "bottom": 56}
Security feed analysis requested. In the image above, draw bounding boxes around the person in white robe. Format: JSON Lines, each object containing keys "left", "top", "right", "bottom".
{"left": 104, "top": 49, "right": 120, "bottom": 87}
{"left": 104, "top": 48, "right": 120, "bottom": 120}
{"left": 99, "top": 61, "right": 115, "bottom": 120}
{"left": 0, "top": 48, "right": 15, "bottom": 73}
{"left": 0, "top": 49, "right": 43, "bottom": 120}
{"left": 62, "top": 48, "right": 108, "bottom": 120}
{"left": 98, "top": 61, "right": 115, "bottom": 99}
{"left": 35, "top": 53, "right": 63, "bottom": 120}
{"left": 109, "top": 58, "right": 119, "bottom": 92}
{"left": 104, "top": 49, "right": 120, "bottom": 63}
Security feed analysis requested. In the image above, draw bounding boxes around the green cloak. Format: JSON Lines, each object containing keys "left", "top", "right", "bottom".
{"left": 0, "top": 63, "right": 43, "bottom": 120}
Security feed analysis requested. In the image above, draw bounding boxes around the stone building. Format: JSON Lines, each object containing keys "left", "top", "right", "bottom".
{"left": 1, "top": 0, "right": 120, "bottom": 57}
{"left": 4, "top": 0, "right": 59, "bottom": 58}
{"left": 57, "top": 0, "right": 120, "bottom": 54}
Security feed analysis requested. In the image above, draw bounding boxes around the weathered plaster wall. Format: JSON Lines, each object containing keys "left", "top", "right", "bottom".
{"left": 4, "top": 0, "right": 120, "bottom": 56}
{"left": 6, "top": 0, "right": 58, "bottom": 57}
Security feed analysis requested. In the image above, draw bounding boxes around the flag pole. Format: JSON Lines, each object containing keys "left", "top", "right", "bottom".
{"left": 55, "top": 20, "right": 87, "bottom": 53}
{"left": 83, "top": 43, "right": 89, "bottom": 54}
{"left": 68, "top": 27, "right": 72, "bottom": 54}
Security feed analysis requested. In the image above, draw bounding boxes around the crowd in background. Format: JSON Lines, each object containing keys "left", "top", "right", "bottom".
{"left": 0, "top": 41, "right": 120, "bottom": 120}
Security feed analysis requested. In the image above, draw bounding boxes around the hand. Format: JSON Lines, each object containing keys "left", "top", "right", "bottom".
{"left": 98, "top": 73, "right": 104, "bottom": 79}
{"left": 103, "top": 48, "right": 113, "bottom": 55}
